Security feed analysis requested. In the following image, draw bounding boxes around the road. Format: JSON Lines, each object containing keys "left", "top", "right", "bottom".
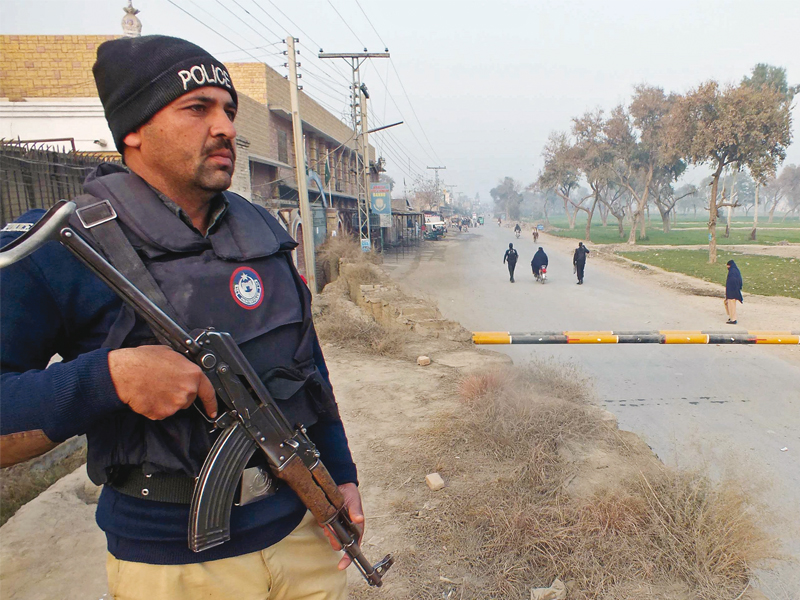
{"left": 385, "top": 224, "right": 800, "bottom": 596}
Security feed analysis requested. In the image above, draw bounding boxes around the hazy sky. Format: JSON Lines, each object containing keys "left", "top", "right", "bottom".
{"left": 3, "top": 0, "right": 800, "bottom": 200}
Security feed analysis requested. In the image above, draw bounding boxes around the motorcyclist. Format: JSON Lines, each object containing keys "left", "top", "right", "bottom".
{"left": 514, "top": 223, "right": 521, "bottom": 235}
{"left": 531, "top": 246, "right": 548, "bottom": 280}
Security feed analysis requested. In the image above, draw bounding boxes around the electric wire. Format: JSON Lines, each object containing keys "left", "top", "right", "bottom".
{"left": 366, "top": 106, "right": 426, "bottom": 173}
{"left": 346, "top": 0, "right": 444, "bottom": 165}
{"left": 167, "top": 0, "right": 265, "bottom": 62}
{"left": 172, "top": 0, "right": 412, "bottom": 188}
{"left": 367, "top": 65, "right": 440, "bottom": 166}
{"left": 214, "top": 0, "right": 271, "bottom": 43}
{"left": 325, "top": 0, "right": 368, "bottom": 49}
{"left": 250, "top": 1, "right": 355, "bottom": 87}
{"left": 353, "top": 0, "right": 388, "bottom": 49}
{"left": 227, "top": 0, "right": 283, "bottom": 40}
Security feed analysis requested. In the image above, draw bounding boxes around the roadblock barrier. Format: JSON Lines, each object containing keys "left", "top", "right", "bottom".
{"left": 472, "top": 330, "right": 800, "bottom": 345}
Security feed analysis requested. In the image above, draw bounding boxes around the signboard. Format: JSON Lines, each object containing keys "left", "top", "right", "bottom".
{"left": 361, "top": 239, "right": 372, "bottom": 252}
{"left": 537, "top": 224, "right": 544, "bottom": 231}
{"left": 370, "top": 182, "right": 392, "bottom": 227}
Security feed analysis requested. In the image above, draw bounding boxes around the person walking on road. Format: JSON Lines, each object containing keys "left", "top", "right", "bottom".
{"left": 532, "top": 227, "right": 539, "bottom": 243}
{"left": 573, "top": 241, "right": 590, "bottom": 284}
{"left": 503, "top": 243, "right": 519, "bottom": 283}
{"left": 724, "top": 260, "right": 743, "bottom": 324}
{"left": 531, "top": 246, "right": 548, "bottom": 280}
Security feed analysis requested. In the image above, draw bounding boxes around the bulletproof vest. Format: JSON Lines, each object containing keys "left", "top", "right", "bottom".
{"left": 73, "top": 165, "right": 335, "bottom": 484}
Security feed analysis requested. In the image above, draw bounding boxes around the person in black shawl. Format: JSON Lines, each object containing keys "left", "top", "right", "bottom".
{"left": 531, "top": 247, "right": 548, "bottom": 280}
{"left": 724, "top": 260, "right": 743, "bottom": 324}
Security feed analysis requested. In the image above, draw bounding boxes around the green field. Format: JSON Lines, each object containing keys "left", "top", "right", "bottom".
{"left": 617, "top": 249, "right": 800, "bottom": 299}
{"left": 541, "top": 215, "right": 800, "bottom": 246}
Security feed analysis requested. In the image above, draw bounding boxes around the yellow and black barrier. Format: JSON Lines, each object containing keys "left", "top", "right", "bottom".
{"left": 472, "top": 330, "right": 800, "bottom": 345}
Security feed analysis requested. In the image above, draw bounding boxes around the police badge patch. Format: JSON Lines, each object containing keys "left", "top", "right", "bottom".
{"left": 230, "top": 267, "right": 263, "bottom": 309}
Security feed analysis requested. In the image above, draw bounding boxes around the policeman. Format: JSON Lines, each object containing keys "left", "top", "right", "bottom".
{"left": 503, "top": 242, "right": 519, "bottom": 283}
{"left": 573, "top": 241, "right": 590, "bottom": 284}
{"left": 0, "top": 36, "right": 360, "bottom": 600}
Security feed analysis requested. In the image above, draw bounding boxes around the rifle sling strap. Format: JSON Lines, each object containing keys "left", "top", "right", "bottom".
{"left": 72, "top": 195, "right": 188, "bottom": 342}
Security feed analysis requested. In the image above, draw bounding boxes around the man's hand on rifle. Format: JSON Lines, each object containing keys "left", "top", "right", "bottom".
{"left": 108, "top": 346, "right": 218, "bottom": 420}
{"left": 321, "top": 482, "right": 365, "bottom": 570}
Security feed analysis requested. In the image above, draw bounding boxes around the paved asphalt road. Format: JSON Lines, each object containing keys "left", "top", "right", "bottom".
{"left": 385, "top": 224, "right": 800, "bottom": 595}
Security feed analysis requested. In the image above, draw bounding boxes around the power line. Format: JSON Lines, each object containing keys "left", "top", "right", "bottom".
{"left": 214, "top": 43, "right": 283, "bottom": 56}
{"left": 249, "top": 2, "right": 355, "bottom": 88}
{"left": 228, "top": 0, "right": 282, "bottom": 40}
{"left": 199, "top": 1, "right": 351, "bottom": 118}
{"left": 214, "top": 0, "right": 281, "bottom": 48}
{"left": 367, "top": 65, "right": 439, "bottom": 166}
{"left": 388, "top": 60, "right": 443, "bottom": 165}
{"left": 170, "top": 0, "right": 264, "bottom": 58}
{"left": 344, "top": 0, "right": 443, "bottom": 165}
{"left": 326, "top": 0, "right": 367, "bottom": 49}
{"left": 353, "top": 0, "right": 388, "bottom": 49}
{"left": 368, "top": 107, "right": 426, "bottom": 174}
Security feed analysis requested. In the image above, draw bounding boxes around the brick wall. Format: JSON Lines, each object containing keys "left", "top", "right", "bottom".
{"left": 225, "top": 63, "right": 268, "bottom": 105}
{"left": 0, "top": 35, "right": 116, "bottom": 100}
{"left": 234, "top": 93, "right": 295, "bottom": 195}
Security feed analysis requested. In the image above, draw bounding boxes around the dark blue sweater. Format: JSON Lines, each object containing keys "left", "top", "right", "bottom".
{"left": 0, "top": 209, "right": 357, "bottom": 564}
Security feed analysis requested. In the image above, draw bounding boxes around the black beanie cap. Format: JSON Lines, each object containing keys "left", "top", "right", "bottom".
{"left": 93, "top": 35, "right": 238, "bottom": 151}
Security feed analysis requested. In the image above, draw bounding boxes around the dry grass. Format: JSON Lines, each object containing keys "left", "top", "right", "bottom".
{"left": 396, "top": 363, "right": 773, "bottom": 600}
{"left": 316, "top": 240, "right": 415, "bottom": 357}
{"left": 316, "top": 306, "right": 409, "bottom": 357}
{"left": 316, "top": 234, "right": 381, "bottom": 283}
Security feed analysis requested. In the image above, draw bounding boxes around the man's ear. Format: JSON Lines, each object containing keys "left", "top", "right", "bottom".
{"left": 123, "top": 129, "right": 142, "bottom": 149}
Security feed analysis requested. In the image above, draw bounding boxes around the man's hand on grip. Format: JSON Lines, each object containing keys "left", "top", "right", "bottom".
{"left": 108, "top": 346, "right": 217, "bottom": 420}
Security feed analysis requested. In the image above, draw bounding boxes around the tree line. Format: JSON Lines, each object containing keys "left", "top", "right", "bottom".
{"left": 491, "top": 64, "right": 798, "bottom": 263}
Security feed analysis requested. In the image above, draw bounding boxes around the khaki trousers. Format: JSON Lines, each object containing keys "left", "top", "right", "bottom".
{"left": 106, "top": 512, "right": 347, "bottom": 600}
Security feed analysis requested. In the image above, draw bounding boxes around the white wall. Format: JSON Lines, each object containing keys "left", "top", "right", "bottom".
{"left": 0, "top": 98, "right": 114, "bottom": 152}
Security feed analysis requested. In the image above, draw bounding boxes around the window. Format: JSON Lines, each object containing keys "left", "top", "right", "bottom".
{"left": 277, "top": 130, "right": 288, "bottom": 164}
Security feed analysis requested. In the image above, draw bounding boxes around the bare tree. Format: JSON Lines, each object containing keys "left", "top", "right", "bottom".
{"left": 653, "top": 179, "right": 695, "bottom": 233}
{"left": 411, "top": 176, "right": 439, "bottom": 212}
{"left": 572, "top": 109, "right": 614, "bottom": 241}
{"left": 742, "top": 64, "right": 798, "bottom": 239}
{"left": 538, "top": 131, "right": 591, "bottom": 229}
{"left": 671, "top": 77, "right": 793, "bottom": 262}
{"left": 605, "top": 86, "right": 679, "bottom": 244}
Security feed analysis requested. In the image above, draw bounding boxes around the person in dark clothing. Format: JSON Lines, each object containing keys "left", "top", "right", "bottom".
{"left": 531, "top": 247, "right": 548, "bottom": 280}
{"left": 0, "top": 35, "right": 358, "bottom": 600}
{"left": 503, "top": 243, "right": 519, "bottom": 283}
{"left": 573, "top": 242, "right": 590, "bottom": 284}
{"left": 724, "top": 260, "right": 744, "bottom": 324}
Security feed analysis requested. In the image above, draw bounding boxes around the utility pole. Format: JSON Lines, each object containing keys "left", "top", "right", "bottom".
{"left": 319, "top": 50, "right": 389, "bottom": 250}
{"left": 427, "top": 166, "right": 446, "bottom": 211}
{"left": 287, "top": 36, "right": 317, "bottom": 294}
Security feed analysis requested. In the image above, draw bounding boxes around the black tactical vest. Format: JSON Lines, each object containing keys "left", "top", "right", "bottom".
{"left": 74, "top": 165, "right": 335, "bottom": 485}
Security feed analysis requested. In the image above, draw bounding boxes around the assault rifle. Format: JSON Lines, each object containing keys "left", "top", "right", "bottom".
{"left": 0, "top": 201, "right": 394, "bottom": 587}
